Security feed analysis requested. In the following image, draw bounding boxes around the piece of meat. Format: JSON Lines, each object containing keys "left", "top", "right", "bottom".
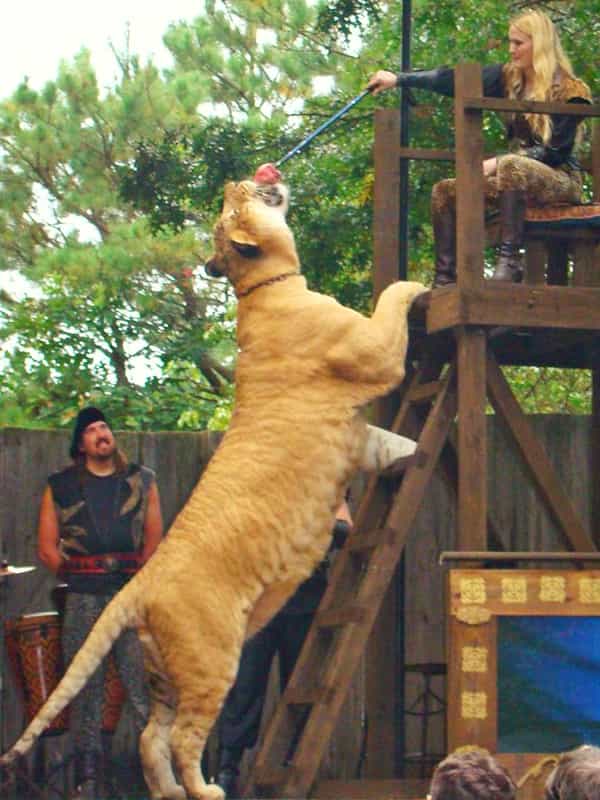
{"left": 253, "top": 163, "right": 281, "bottom": 184}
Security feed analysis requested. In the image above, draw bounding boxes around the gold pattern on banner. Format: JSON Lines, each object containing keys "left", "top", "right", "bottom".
{"left": 501, "top": 577, "right": 527, "bottom": 604}
{"left": 461, "top": 691, "right": 487, "bottom": 720}
{"left": 462, "top": 646, "right": 488, "bottom": 673}
{"left": 539, "top": 576, "right": 566, "bottom": 603}
{"left": 455, "top": 606, "right": 492, "bottom": 625}
{"left": 579, "top": 577, "right": 600, "bottom": 604}
{"left": 460, "top": 577, "right": 486, "bottom": 604}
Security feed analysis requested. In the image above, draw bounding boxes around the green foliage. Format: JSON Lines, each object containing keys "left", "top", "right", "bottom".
{"left": 317, "top": 0, "right": 382, "bottom": 40}
{"left": 119, "top": 119, "right": 290, "bottom": 232}
{"left": 501, "top": 367, "right": 591, "bottom": 415}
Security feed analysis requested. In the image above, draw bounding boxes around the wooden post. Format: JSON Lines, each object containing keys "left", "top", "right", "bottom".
{"left": 454, "top": 64, "right": 487, "bottom": 550}
{"left": 456, "top": 327, "right": 488, "bottom": 549}
{"left": 592, "top": 366, "right": 600, "bottom": 547}
{"left": 454, "top": 64, "right": 485, "bottom": 288}
{"left": 593, "top": 120, "right": 600, "bottom": 203}
{"left": 367, "top": 108, "right": 402, "bottom": 778}
{"left": 373, "top": 108, "right": 401, "bottom": 299}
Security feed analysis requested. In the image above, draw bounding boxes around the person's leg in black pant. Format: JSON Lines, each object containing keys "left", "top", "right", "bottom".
{"left": 217, "top": 616, "right": 280, "bottom": 797}
{"left": 278, "top": 608, "right": 319, "bottom": 764}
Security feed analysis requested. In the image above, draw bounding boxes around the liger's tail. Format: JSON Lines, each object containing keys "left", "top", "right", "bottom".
{"left": 0, "top": 577, "right": 140, "bottom": 764}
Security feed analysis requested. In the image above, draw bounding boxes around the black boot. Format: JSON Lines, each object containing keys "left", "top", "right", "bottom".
{"left": 71, "top": 751, "right": 101, "bottom": 800}
{"left": 491, "top": 190, "right": 526, "bottom": 283}
{"left": 217, "top": 747, "right": 242, "bottom": 799}
{"left": 432, "top": 206, "right": 457, "bottom": 288}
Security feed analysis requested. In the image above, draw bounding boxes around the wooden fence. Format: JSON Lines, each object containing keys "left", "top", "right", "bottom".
{"left": 0, "top": 416, "right": 593, "bottom": 782}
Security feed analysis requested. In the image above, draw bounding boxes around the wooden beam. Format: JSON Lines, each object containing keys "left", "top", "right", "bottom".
{"left": 592, "top": 365, "right": 600, "bottom": 548}
{"left": 427, "top": 286, "right": 600, "bottom": 333}
{"left": 371, "top": 109, "right": 405, "bottom": 779}
{"left": 593, "top": 120, "right": 600, "bottom": 203}
{"left": 373, "top": 109, "right": 401, "bottom": 299}
{"left": 464, "top": 97, "right": 600, "bottom": 117}
{"left": 397, "top": 146, "right": 455, "bottom": 162}
{"left": 524, "top": 240, "right": 547, "bottom": 285}
{"left": 486, "top": 353, "right": 596, "bottom": 552}
{"left": 456, "top": 327, "right": 487, "bottom": 549}
{"left": 454, "top": 64, "right": 485, "bottom": 289}
{"left": 440, "top": 551, "right": 600, "bottom": 563}
{"left": 313, "top": 779, "right": 430, "bottom": 799}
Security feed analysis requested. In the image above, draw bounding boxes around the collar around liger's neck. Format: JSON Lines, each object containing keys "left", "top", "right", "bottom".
{"left": 235, "top": 270, "right": 300, "bottom": 299}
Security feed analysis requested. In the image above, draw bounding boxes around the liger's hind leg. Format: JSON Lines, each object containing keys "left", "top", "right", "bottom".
{"left": 138, "top": 631, "right": 185, "bottom": 800}
{"left": 170, "top": 687, "right": 228, "bottom": 800}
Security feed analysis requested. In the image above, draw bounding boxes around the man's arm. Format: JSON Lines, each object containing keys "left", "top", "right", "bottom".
{"left": 141, "top": 480, "right": 164, "bottom": 562}
{"left": 332, "top": 498, "right": 353, "bottom": 547}
{"left": 37, "top": 485, "right": 64, "bottom": 575}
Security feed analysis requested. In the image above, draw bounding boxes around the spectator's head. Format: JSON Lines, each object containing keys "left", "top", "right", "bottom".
{"left": 428, "top": 747, "right": 516, "bottom": 800}
{"left": 69, "top": 406, "right": 127, "bottom": 471}
{"left": 545, "top": 745, "right": 600, "bottom": 800}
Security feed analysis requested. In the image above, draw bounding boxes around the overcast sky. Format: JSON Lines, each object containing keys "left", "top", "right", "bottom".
{"left": 1, "top": 1, "right": 205, "bottom": 98}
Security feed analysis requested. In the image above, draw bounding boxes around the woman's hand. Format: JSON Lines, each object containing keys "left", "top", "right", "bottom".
{"left": 483, "top": 157, "right": 498, "bottom": 177}
{"left": 367, "top": 70, "right": 399, "bottom": 95}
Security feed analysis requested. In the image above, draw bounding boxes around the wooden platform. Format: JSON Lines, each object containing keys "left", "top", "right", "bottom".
{"left": 408, "top": 287, "right": 600, "bottom": 369}
{"left": 425, "top": 285, "right": 600, "bottom": 335}
{"left": 313, "top": 779, "right": 428, "bottom": 800}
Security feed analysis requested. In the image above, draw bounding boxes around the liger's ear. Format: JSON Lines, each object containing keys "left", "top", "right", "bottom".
{"left": 230, "top": 228, "right": 260, "bottom": 257}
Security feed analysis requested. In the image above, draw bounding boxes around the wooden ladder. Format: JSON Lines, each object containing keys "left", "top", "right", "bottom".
{"left": 245, "top": 354, "right": 458, "bottom": 798}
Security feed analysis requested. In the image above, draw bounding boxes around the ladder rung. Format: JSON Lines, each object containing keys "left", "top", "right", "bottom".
{"left": 379, "top": 451, "right": 425, "bottom": 478}
{"left": 316, "top": 604, "right": 368, "bottom": 628}
{"left": 347, "top": 528, "right": 389, "bottom": 553}
{"left": 254, "top": 766, "right": 295, "bottom": 789}
{"left": 407, "top": 380, "right": 441, "bottom": 403}
{"left": 284, "top": 685, "right": 334, "bottom": 706}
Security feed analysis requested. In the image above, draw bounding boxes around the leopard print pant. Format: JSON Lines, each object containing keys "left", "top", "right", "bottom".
{"left": 431, "top": 154, "right": 582, "bottom": 219}
{"left": 62, "top": 591, "right": 149, "bottom": 758}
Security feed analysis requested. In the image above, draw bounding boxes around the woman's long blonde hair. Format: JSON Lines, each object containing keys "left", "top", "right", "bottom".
{"left": 504, "top": 8, "right": 575, "bottom": 143}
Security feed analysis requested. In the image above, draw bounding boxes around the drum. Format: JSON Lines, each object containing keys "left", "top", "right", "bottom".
{"left": 4, "top": 612, "right": 68, "bottom": 735}
{"left": 4, "top": 605, "right": 126, "bottom": 736}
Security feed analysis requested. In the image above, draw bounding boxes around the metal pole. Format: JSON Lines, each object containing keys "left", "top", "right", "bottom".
{"left": 396, "top": 0, "right": 412, "bottom": 779}
{"left": 398, "top": 0, "right": 412, "bottom": 280}
{"left": 275, "top": 89, "right": 371, "bottom": 167}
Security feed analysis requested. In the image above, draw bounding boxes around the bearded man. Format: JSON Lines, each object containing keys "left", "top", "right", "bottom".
{"left": 37, "top": 406, "right": 163, "bottom": 799}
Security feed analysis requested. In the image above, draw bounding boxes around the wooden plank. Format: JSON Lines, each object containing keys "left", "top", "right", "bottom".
{"left": 486, "top": 354, "right": 596, "bottom": 552}
{"left": 440, "top": 427, "right": 505, "bottom": 552}
{"left": 524, "top": 240, "right": 546, "bottom": 285}
{"left": 464, "top": 97, "right": 600, "bottom": 117}
{"left": 316, "top": 605, "right": 369, "bottom": 628}
{"left": 425, "top": 288, "right": 463, "bottom": 332}
{"left": 593, "top": 366, "right": 600, "bottom": 548}
{"left": 373, "top": 109, "right": 401, "bottom": 299}
{"left": 427, "top": 286, "right": 600, "bottom": 333}
{"left": 313, "top": 778, "right": 429, "bottom": 799}
{"left": 397, "top": 146, "right": 455, "bottom": 162}
{"left": 454, "top": 65, "right": 485, "bottom": 288}
{"left": 408, "top": 381, "right": 443, "bottom": 403}
{"left": 440, "top": 551, "right": 600, "bottom": 563}
{"left": 527, "top": 228, "right": 599, "bottom": 242}
{"left": 573, "top": 241, "right": 598, "bottom": 287}
{"left": 546, "top": 241, "right": 569, "bottom": 286}
{"left": 456, "top": 327, "right": 487, "bottom": 550}
{"left": 525, "top": 224, "right": 600, "bottom": 243}
{"left": 362, "top": 361, "right": 443, "bottom": 779}
{"left": 593, "top": 120, "right": 600, "bottom": 202}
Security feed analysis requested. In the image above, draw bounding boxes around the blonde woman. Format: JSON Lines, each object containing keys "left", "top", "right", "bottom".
{"left": 368, "top": 9, "right": 592, "bottom": 286}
